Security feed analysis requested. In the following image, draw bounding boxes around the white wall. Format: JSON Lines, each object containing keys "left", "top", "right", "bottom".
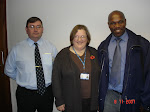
{"left": 6, "top": 0, "right": 150, "bottom": 112}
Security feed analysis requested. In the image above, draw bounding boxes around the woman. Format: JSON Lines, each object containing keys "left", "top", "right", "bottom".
{"left": 52, "top": 25, "right": 100, "bottom": 112}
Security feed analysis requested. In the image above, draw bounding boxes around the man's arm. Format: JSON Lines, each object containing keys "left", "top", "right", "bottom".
{"left": 4, "top": 47, "right": 17, "bottom": 80}
{"left": 141, "top": 43, "right": 150, "bottom": 111}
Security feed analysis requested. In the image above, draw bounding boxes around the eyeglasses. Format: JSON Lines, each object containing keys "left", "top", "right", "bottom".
{"left": 28, "top": 25, "right": 43, "bottom": 30}
{"left": 74, "top": 35, "right": 87, "bottom": 40}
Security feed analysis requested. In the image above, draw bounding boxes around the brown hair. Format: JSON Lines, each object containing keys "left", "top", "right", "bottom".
{"left": 26, "top": 17, "right": 43, "bottom": 27}
{"left": 70, "top": 24, "right": 91, "bottom": 46}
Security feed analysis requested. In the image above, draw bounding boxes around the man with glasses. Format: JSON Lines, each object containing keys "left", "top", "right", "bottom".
{"left": 5, "top": 17, "right": 57, "bottom": 112}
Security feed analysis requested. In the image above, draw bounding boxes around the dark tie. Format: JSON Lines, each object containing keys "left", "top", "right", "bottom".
{"left": 34, "top": 43, "right": 46, "bottom": 95}
{"left": 110, "top": 38, "right": 122, "bottom": 87}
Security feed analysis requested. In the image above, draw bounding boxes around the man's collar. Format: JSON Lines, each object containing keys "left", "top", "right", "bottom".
{"left": 111, "top": 30, "right": 128, "bottom": 42}
{"left": 27, "top": 38, "right": 43, "bottom": 47}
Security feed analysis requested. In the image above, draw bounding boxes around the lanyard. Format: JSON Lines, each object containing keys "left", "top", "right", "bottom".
{"left": 73, "top": 47, "right": 86, "bottom": 70}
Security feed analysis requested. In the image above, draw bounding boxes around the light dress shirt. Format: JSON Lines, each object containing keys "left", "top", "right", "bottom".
{"left": 108, "top": 31, "right": 128, "bottom": 93}
{"left": 4, "top": 37, "right": 57, "bottom": 90}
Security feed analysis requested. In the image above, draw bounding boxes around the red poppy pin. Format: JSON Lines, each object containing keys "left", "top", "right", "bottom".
{"left": 90, "top": 55, "right": 95, "bottom": 60}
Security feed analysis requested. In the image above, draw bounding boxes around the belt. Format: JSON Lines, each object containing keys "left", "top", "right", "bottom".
{"left": 17, "top": 85, "right": 52, "bottom": 93}
{"left": 112, "top": 90, "right": 122, "bottom": 95}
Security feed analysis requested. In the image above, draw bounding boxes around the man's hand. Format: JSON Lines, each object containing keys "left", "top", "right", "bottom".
{"left": 140, "top": 106, "right": 150, "bottom": 112}
{"left": 57, "top": 104, "right": 65, "bottom": 111}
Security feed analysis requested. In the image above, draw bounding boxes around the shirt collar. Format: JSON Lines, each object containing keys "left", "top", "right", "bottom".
{"left": 27, "top": 38, "right": 43, "bottom": 47}
{"left": 111, "top": 30, "right": 128, "bottom": 42}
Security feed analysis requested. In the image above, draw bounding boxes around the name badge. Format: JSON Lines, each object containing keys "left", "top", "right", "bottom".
{"left": 80, "top": 73, "right": 89, "bottom": 80}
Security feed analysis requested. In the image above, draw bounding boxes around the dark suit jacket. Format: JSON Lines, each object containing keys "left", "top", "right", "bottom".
{"left": 98, "top": 28, "right": 150, "bottom": 112}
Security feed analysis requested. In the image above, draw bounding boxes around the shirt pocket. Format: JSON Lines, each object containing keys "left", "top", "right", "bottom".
{"left": 42, "top": 53, "right": 52, "bottom": 66}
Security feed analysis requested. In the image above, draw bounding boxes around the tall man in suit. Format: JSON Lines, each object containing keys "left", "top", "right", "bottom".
{"left": 98, "top": 10, "right": 150, "bottom": 112}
